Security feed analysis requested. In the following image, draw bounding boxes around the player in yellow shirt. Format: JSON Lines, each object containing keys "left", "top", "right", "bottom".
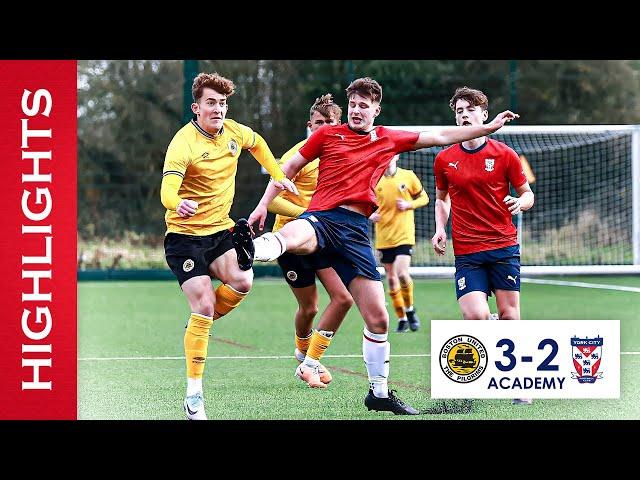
{"left": 267, "top": 94, "right": 353, "bottom": 389}
{"left": 370, "top": 155, "right": 429, "bottom": 333}
{"left": 160, "top": 72, "right": 296, "bottom": 420}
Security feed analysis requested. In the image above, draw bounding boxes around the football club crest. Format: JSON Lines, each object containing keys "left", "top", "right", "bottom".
{"left": 571, "top": 336, "right": 604, "bottom": 383}
{"left": 457, "top": 277, "right": 466, "bottom": 291}
{"left": 439, "top": 335, "right": 488, "bottom": 383}
{"left": 398, "top": 183, "right": 407, "bottom": 192}
{"left": 183, "top": 259, "right": 195, "bottom": 272}
{"left": 286, "top": 270, "right": 298, "bottom": 281}
{"left": 228, "top": 139, "right": 239, "bottom": 156}
{"left": 370, "top": 130, "right": 378, "bottom": 142}
{"left": 485, "top": 158, "right": 495, "bottom": 172}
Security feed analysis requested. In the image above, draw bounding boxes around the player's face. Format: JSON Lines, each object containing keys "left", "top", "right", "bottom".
{"left": 307, "top": 111, "right": 340, "bottom": 133}
{"left": 348, "top": 93, "right": 380, "bottom": 132}
{"left": 192, "top": 87, "right": 228, "bottom": 134}
{"left": 454, "top": 99, "right": 488, "bottom": 127}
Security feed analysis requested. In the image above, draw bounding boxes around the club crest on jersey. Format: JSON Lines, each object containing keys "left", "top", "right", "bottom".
{"left": 485, "top": 158, "right": 495, "bottom": 172}
{"left": 398, "top": 183, "right": 407, "bottom": 192}
{"left": 286, "top": 270, "right": 298, "bottom": 282}
{"left": 370, "top": 130, "right": 378, "bottom": 142}
{"left": 571, "top": 336, "right": 604, "bottom": 383}
{"left": 457, "top": 277, "right": 466, "bottom": 290}
{"left": 228, "top": 139, "right": 239, "bottom": 156}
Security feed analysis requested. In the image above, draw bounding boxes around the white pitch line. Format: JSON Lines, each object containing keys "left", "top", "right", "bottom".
{"left": 522, "top": 278, "right": 640, "bottom": 293}
{"left": 78, "top": 352, "right": 640, "bottom": 361}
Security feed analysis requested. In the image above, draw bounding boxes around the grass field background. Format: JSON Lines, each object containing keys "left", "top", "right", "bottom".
{"left": 78, "top": 276, "right": 640, "bottom": 420}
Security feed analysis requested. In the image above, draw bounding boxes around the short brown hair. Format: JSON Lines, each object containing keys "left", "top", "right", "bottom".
{"left": 192, "top": 72, "right": 235, "bottom": 103}
{"left": 310, "top": 93, "right": 342, "bottom": 120}
{"left": 449, "top": 86, "right": 488, "bottom": 111}
{"left": 345, "top": 77, "right": 382, "bottom": 103}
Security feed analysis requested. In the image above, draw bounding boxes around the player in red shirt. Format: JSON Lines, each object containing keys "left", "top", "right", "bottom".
{"left": 234, "top": 78, "right": 518, "bottom": 415}
{"left": 432, "top": 86, "right": 534, "bottom": 405}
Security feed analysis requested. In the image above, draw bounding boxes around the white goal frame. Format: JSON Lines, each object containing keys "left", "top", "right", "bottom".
{"left": 387, "top": 125, "right": 640, "bottom": 277}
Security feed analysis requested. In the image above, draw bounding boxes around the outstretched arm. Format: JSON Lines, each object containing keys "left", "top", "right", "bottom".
{"left": 414, "top": 111, "right": 519, "bottom": 149}
{"left": 248, "top": 133, "right": 298, "bottom": 193}
{"left": 248, "top": 152, "right": 313, "bottom": 231}
{"left": 431, "top": 188, "right": 451, "bottom": 255}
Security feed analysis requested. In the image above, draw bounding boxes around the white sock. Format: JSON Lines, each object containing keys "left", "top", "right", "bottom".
{"left": 363, "top": 328, "right": 390, "bottom": 398}
{"left": 302, "top": 356, "right": 320, "bottom": 369}
{"left": 187, "top": 377, "right": 202, "bottom": 397}
{"left": 404, "top": 306, "right": 414, "bottom": 313}
{"left": 254, "top": 232, "right": 287, "bottom": 261}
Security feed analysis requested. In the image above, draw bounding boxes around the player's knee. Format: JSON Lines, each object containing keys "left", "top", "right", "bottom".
{"left": 333, "top": 292, "right": 354, "bottom": 310}
{"left": 498, "top": 306, "right": 519, "bottom": 320}
{"left": 462, "top": 307, "right": 490, "bottom": 320}
{"left": 299, "top": 304, "right": 319, "bottom": 319}
{"left": 192, "top": 294, "right": 215, "bottom": 317}
{"left": 229, "top": 273, "right": 253, "bottom": 293}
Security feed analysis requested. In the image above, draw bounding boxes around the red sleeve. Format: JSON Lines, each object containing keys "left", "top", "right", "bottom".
{"left": 298, "top": 126, "right": 325, "bottom": 161}
{"left": 506, "top": 147, "right": 527, "bottom": 188}
{"left": 434, "top": 152, "right": 448, "bottom": 191}
{"left": 387, "top": 128, "right": 420, "bottom": 152}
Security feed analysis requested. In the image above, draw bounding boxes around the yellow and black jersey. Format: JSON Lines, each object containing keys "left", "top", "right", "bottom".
{"left": 162, "top": 119, "right": 271, "bottom": 236}
{"left": 272, "top": 139, "right": 319, "bottom": 232}
{"left": 374, "top": 167, "right": 429, "bottom": 249}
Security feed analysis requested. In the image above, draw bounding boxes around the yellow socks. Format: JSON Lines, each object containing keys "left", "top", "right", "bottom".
{"left": 389, "top": 288, "right": 406, "bottom": 320}
{"left": 295, "top": 332, "right": 312, "bottom": 355}
{"left": 401, "top": 280, "right": 414, "bottom": 310}
{"left": 184, "top": 313, "right": 213, "bottom": 379}
{"left": 213, "top": 283, "right": 248, "bottom": 320}
{"left": 306, "top": 330, "right": 333, "bottom": 361}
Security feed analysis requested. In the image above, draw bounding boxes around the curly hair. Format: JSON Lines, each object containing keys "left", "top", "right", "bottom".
{"left": 192, "top": 73, "right": 235, "bottom": 103}
{"left": 310, "top": 93, "right": 342, "bottom": 119}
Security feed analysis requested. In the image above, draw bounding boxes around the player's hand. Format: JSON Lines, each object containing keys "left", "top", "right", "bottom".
{"left": 369, "top": 212, "right": 381, "bottom": 223}
{"left": 503, "top": 195, "right": 522, "bottom": 215}
{"left": 432, "top": 228, "right": 447, "bottom": 256}
{"left": 396, "top": 199, "right": 412, "bottom": 211}
{"left": 248, "top": 205, "right": 268, "bottom": 232}
{"left": 176, "top": 199, "right": 198, "bottom": 217}
{"left": 487, "top": 110, "right": 519, "bottom": 133}
{"left": 273, "top": 178, "right": 299, "bottom": 196}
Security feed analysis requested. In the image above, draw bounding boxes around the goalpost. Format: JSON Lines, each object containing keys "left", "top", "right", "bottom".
{"left": 384, "top": 125, "right": 640, "bottom": 277}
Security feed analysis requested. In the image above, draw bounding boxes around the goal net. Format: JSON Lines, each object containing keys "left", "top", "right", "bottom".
{"left": 385, "top": 125, "right": 640, "bottom": 277}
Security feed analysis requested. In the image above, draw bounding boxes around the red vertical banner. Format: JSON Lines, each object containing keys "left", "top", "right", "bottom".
{"left": 0, "top": 61, "right": 77, "bottom": 419}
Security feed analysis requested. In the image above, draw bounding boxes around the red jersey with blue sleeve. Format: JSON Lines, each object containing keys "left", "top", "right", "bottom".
{"left": 299, "top": 124, "right": 419, "bottom": 216}
{"left": 434, "top": 138, "right": 527, "bottom": 255}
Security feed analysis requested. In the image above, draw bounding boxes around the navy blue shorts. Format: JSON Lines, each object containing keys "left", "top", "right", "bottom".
{"left": 277, "top": 251, "right": 331, "bottom": 289}
{"left": 454, "top": 245, "right": 521, "bottom": 299}
{"left": 299, "top": 208, "right": 381, "bottom": 288}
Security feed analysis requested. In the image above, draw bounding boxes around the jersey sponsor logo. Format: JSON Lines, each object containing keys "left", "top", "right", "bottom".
{"left": 228, "top": 139, "right": 239, "bottom": 156}
{"left": 183, "top": 259, "right": 195, "bottom": 272}
{"left": 286, "top": 270, "right": 298, "bottom": 281}
{"left": 448, "top": 161, "right": 459, "bottom": 170}
{"left": 370, "top": 130, "right": 378, "bottom": 142}
{"left": 485, "top": 158, "right": 495, "bottom": 172}
{"left": 457, "top": 277, "right": 466, "bottom": 290}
